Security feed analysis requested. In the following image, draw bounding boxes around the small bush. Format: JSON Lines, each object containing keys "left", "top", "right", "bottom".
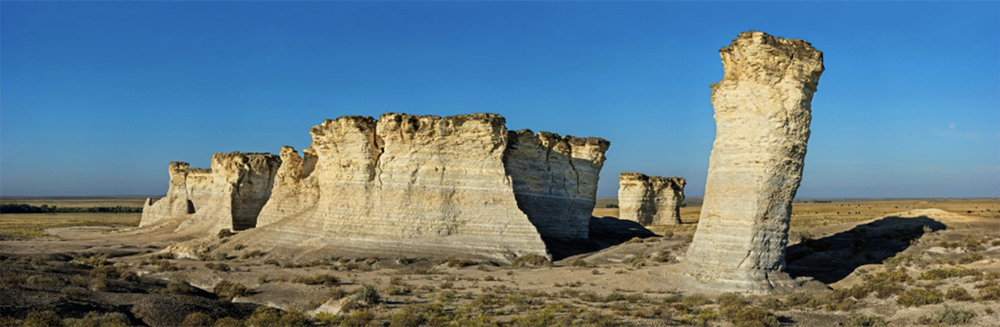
{"left": 23, "top": 311, "right": 62, "bottom": 327}
{"left": 213, "top": 280, "right": 250, "bottom": 301}
{"left": 945, "top": 286, "right": 974, "bottom": 301}
{"left": 205, "top": 263, "right": 231, "bottom": 272}
{"left": 356, "top": 284, "right": 382, "bottom": 305}
{"left": 571, "top": 259, "right": 590, "bottom": 268}
{"left": 25, "top": 275, "right": 58, "bottom": 285}
{"left": 978, "top": 286, "right": 1000, "bottom": 301}
{"left": 920, "top": 267, "right": 979, "bottom": 280}
{"left": 512, "top": 254, "right": 550, "bottom": 268}
{"left": 896, "top": 287, "right": 944, "bottom": 307}
{"left": 783, "top": 292, "right": 815, "bottom": 307}
{"left": 162, "top": 281, "right": 196, "bottom": 295}
{"left": 212, "top": 317, "right": 243, "bottom": 327}
{"left": 240, "top": 250, "right": 264, "bottom": 259}
{"left": 61, "top": 286, "right": 88, "bottom": 300}
{"left": 180, "top": 312, "right": 213, "bottom": 327}
{"left": 289, "top": 274, "right": 339, "bottom": 285}
{"left": 717, "top": 293, "right": 749, "bottom": 319}
{"left": 434, "top": 257, "right": 478, "bottom": 268}
{"left": 731, "top": 307, "right": 779, "bottom": 327}
{"left": 246, "top": 306, "right": 309, "bottom": 327}
{"left": 341, "top": 310, "right": 375, "bottom": 327}
{"left": 844, "top": 314, "right": 887, "bottom": 327}
{"left": 65, "top": 311, "right": 131, "bottom": 327}
{"left": 217, "top": 229, "right": 234, "bottom": 239}
{"left": 917, "top": 305, "right": 975, "bottom": 325}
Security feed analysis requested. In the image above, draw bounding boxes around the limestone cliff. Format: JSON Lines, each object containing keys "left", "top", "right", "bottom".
{"left": 685, "top": 31, "right": 824, "bottom": 293}
{"left": 250, "top": 113, "right": 610, "bottom": 261}
{"left": 504, "top": 130, "right": 610, "bottom": 241}
{"left": 617, "top": 173, "right": 685, "bottom": 226}
{"left": 141, "top": 152, "right": 281, "bottom": 234}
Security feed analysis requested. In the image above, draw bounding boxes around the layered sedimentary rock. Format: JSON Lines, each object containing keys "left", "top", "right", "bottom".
{"left": 253, "top": 113, "right": 610, "bottom": 261}
{"left": 685, "top": 31, "right": 824, "bottom": 292}
{"left": 503, "top": 130, "right": 610, "bottom": 241}
{"left": 617, "top": 173, "right": 685, "bottom": 226}
{"left": 141, "top": 152, "right": 281, "bottom": 233}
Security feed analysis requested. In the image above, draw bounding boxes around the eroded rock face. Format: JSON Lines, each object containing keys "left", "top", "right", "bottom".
{"left": 251, "top": 113, "right": 609, "bottom": 261}
{"left": 504, "top": 130, "right": 610, "bottom": 241}
{"left": 141, "top": 152, "right": 281, "bottom": 234}
{"left": 685, "top": 31, "right": 824, "bottom": 292}
{"left": 617, "top": 173, "right": 685, "bottom": 226}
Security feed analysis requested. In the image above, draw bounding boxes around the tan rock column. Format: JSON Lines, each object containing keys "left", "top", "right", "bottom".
{"left": 618, "top": 173, "right": 655, "bottom": 225}
{"left": 650, "top": 176, "right": 685, "bottom": 225}
{"left": 140, "top": 162, "right": 191, "bottom": 227}
{"left": 685, "top": 31, "right": 824, "bottom": 292}
{"left": 617, "top": 173, "right": 685, "bottom": 226}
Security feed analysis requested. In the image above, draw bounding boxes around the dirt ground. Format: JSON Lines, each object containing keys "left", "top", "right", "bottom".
{"left": 1, "top": 198, "right": 998, "bottom": 326}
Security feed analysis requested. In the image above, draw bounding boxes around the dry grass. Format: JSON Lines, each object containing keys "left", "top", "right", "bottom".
{"left": 0, "top": 212, "right": 140, "bottom": 240}
{"left": 0, "top": 196, "right": 148, "bottom": 208}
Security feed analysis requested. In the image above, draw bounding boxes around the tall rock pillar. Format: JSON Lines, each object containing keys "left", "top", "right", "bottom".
{"left": 685, "top": 31, "right": 824, "bottom": 292}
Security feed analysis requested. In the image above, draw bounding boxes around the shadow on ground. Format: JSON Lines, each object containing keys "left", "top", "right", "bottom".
{"left": 786, "top": 216, "right": 946, "bottom": 284}
{"left": 545, "top": 216, "right": 659, "bottom": 261}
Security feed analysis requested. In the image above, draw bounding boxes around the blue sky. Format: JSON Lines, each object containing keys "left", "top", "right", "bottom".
{"left": 1, "top": 1, "right": 998, "bottom": 198}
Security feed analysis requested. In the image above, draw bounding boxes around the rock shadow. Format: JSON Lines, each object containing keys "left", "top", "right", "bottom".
{"left": 544, "top": 216, "right": 659, "bottom": 261}
{"left": 785, "top": 216, "right": 946, "bottom": 284}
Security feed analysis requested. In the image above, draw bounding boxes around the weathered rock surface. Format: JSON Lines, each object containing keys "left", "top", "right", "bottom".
{"left": 617, "top": 173, "right": 685, "bottom": 226}
{"left": 141, "top": 152, "right": 281, "bottom": 234}
{"left": 249, "top": 113, "right": 609, "bottom": 262}
{"left": 685, "top": 31, "right": 824, "bottom": 293}
{"left": 504, "top": 130, "right": 610, "bottom": 241}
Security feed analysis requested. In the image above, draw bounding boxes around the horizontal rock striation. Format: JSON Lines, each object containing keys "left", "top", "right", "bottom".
{"left": 141, "top": 152, "right": 281, "bottom": 234}
{"left": 617, "top": 173, "right": 685, "bottom": 226}
{"left": 504, "top": 130, "right": 610, "bottom": 241}
{"left": 685, "top": 31, "right": 824, "bottom": 293}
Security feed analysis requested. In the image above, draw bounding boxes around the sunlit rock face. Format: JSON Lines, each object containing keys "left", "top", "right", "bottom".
{"left": 252, "top": 113, "right": 610, "bottom": 262}
{"left": 141, "top": 152, "right": 281, "bottom": 233}
{"left": 685, "top": 31, "right": 824, "bottom": 293}
{"left": 617, "top": 173, "right": 685, "bottom": 226}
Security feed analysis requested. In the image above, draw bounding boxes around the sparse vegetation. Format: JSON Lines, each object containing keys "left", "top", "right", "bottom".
{"left": 916, "top": 305, "right": 975, "bottom": 325}
{"left": 511, "top": 253, "right": 550, "bottom": 268}
{"left": 896, "top": 287, "right": 944, "bottom": 307}
{"left": 289, "top": 273, "right": 339, "bottom": 285}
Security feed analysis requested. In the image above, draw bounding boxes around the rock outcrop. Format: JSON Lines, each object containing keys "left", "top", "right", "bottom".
{"left": 504, "top": 130, "right": 610, "bottom": 241}
{"left": 685, "top": 31, "right": 824, "bottom": 292}
{"left": 617, "top": 173, "right": 685, "bottom": 226}
{"left": 248, "top": 113, "right": 609, "bottom": 261}
{"left": 141, "top": 152, "right": 281, "bottom": 234}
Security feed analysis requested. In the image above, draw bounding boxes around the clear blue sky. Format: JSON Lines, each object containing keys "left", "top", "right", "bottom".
{"left": 2, "top": 1, "right": 998, "bottom": 198}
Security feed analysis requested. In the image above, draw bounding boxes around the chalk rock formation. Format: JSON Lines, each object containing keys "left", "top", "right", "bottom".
{"left": 141, "top": 152, "right": 281, "bottom": 234}
{"left": 685, "top": 31, "right": 824, "bottom": 292}
{"left": 504, "top": 130, "right": 610, "bottom": 241}
{"left": 252, "top": 113, "right": 609, "bottom": 261}
{"left": 617, "top": 173, "right": 686, "bottom": 226}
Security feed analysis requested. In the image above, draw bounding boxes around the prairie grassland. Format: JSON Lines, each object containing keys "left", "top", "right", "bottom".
{"left": 0, "top": 196, "right": 148, "bottom": 208}
{"left": 595, "top": 198, "right": 999, "bottom": 236}
{"left": 0, "top": 212, "right": 141, "bottom": 240}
